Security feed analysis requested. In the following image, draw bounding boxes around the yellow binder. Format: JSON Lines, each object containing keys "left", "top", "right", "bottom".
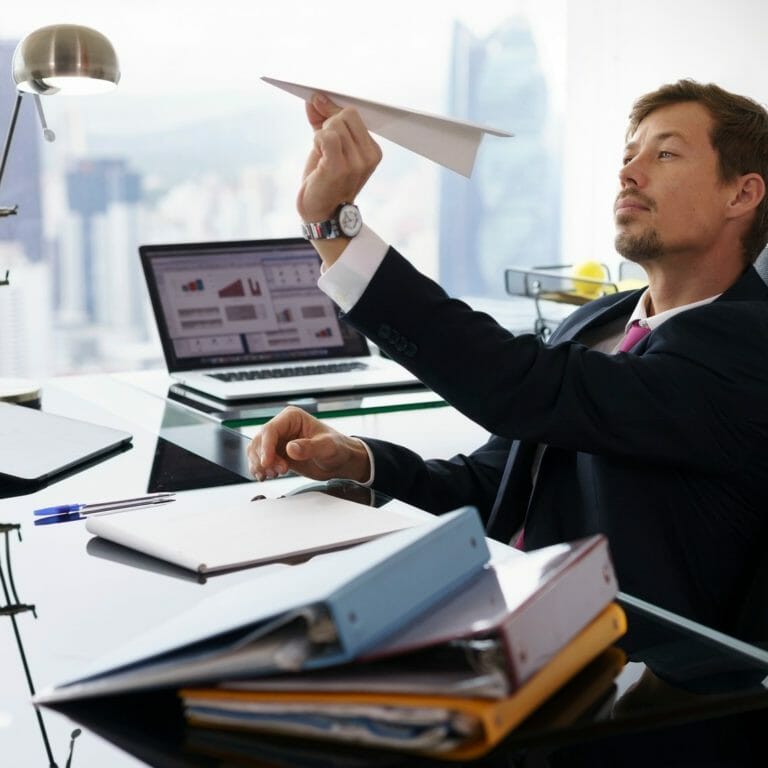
{"left": 182, "top": 602, "right": 626, "bottom": 760}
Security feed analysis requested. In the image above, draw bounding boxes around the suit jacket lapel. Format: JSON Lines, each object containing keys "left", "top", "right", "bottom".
{"left": 549, "top": 289, "right": 642, "bottom": 344}
{"left": 486, "top": 292, "right": 640, "bottom": 540}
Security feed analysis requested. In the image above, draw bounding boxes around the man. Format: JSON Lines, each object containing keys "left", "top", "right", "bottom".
{"left": 248, "top": 81, "right": 768, "bottom": 635}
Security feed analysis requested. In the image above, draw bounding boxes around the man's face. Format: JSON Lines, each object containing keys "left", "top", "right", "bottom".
{"left": 614, "top": 101, "right": 736, "bottom": 263}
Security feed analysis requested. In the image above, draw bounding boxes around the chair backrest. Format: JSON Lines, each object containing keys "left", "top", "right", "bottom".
{"left": 732, "top": 247, "right": 768, "bottom": 644}
{"left": 733, "top": 549, "right": 768, "bottom": 647}
{"left": 754, "top": 247, "right": 768, "bottom": 284}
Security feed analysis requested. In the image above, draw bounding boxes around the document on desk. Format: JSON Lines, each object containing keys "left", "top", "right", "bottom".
{"left": 85, "top": 487, "right": 421, "bottom": 574}
{"left": 36, "top": 507, "right": 490, "bottom": 705}
{"left": 262, "top": 76, "right": 513, "bottom": 177}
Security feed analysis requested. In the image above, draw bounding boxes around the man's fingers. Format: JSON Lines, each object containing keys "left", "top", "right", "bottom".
{"left": 251, "top": 407, "right": 308, "bottom": 474}
{"left": 313, "top": 129, "right": 345, "bottom": 172}
{"left": 334, "top": 108, "right": 382, "bottom": 168}
{"left": 312, "top": 93, "right": 342, "bottom": 118}
{"left": 306, "top": 94, "right": 343, "bottom": 130}
{"left": 305, "top": 100, "right": 325, "bottom": 131}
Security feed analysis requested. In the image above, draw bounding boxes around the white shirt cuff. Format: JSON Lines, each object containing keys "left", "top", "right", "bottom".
{"left": 317, "top": 225, "right": 388, "bottom": 312}
{"left": 353, "top": 437, "right": 376, "bottom": 487}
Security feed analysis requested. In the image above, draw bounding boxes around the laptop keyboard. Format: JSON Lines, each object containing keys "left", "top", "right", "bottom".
{"left": 208, "top": 361, "right": 368, "bottom": 382}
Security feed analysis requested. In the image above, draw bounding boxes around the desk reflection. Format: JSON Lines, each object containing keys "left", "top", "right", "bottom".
{"left": 2, "top": 521, "right": 82, "bottom": 767}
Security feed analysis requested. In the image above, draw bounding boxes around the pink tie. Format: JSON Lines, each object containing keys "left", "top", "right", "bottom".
{"left": 618, "top": 321, "right": 651, "bottom": 352}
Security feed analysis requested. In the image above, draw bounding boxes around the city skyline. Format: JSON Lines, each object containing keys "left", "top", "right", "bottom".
{"left": 0, "top": 5, "right": 565, "bottom": 378}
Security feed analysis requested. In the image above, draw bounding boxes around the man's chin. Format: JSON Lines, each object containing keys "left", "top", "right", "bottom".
{"left": 615, "top": 231, "right": 664, "bottom": 263}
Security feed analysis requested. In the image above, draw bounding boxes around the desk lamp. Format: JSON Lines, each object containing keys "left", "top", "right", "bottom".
{"left": 0, "top": 24, "right": 120, "bottom": 405}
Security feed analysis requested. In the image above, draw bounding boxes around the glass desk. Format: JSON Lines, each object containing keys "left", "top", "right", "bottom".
{"left": 112, "top": 369, "right": 447, "bottom": 427}
{"left": 1, "top": 375, "right": 767, "bottom": 767}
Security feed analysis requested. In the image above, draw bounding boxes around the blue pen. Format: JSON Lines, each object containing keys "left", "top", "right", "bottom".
{"left": 34, "top": 492, "right": 176, "bottom": 517}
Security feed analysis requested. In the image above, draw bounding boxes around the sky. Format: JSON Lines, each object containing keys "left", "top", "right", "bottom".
{"left": 2, "top": 1, "right": 566, "bottom": 133}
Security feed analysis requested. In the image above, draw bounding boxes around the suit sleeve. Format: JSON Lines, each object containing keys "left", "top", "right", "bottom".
{"left": 345, "top": 248, "right": 768, "bottom": 473}
{"left": 357, "top": 433, "right": 511, "bottom": 524}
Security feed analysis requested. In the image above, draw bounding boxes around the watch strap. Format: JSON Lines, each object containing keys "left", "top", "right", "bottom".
{"left": 302, "top": 219, "right": 340, "bottom": 240}
{"left": 302, "top": 202, "right": 360, "bottom": 240}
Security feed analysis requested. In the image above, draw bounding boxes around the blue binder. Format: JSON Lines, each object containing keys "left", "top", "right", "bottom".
{"left": 36, "top": 506, "right": 489, "bottom": 704}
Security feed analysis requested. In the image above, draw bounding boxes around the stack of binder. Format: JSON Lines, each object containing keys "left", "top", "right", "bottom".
{"left": 177, "top": 524, "right": 626, "bottom": 759}
{"left": 35, "top": 506, "right": 626, "bottom": 759}
{"left": 181, "top": 605, "right": 625, "bottom": 759}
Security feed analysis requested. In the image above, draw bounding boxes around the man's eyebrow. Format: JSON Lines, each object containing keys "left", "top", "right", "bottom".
{"left": 624, "top": 131, "right": 688, "bottom": 152}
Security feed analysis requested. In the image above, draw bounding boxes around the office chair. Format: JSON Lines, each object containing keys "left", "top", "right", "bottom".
{"left": 733, "top": 549, "right": 768, "bottom": 647}
{"left": 754, "top": 246, "right": 768, "bottom": 284}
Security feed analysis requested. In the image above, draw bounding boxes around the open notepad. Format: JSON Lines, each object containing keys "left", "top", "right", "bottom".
{"left": 85, "top": 486, "right": 424, "bottom": 574}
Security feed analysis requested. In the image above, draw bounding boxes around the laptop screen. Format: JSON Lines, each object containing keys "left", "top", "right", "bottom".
{"left": 140, "top": 238, "right": 369, "bottom": 373}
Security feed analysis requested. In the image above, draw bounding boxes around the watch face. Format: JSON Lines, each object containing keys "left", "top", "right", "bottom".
{"left": 338, "top": 204, "right": 362, "bottom": 237}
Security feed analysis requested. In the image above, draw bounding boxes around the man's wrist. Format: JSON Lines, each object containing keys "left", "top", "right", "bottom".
{"left": 302, "top": 202, "right": 362, "bottom": 268}
{"left": 309, "top": 238, "right": 351, "bottom": 269}
{"left": 316, "top": 225, "right": 387, "bottom": 312}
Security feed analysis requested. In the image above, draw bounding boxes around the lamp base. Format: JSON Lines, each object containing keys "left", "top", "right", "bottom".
{"left": 0, "top": 378, "right": 42, "bottom": 409}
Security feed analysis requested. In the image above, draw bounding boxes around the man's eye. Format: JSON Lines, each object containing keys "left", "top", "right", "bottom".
{"left": 622, "top": 156, "right": 633, "bottom": 166}
{"left": 659, "top": 150, "right": 675, "bottom": 159}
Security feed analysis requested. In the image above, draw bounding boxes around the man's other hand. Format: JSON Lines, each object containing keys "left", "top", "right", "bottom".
{"left": 247, "top": 406, "right": 371, "bottom": 484}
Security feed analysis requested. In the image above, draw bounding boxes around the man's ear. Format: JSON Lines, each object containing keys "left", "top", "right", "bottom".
{"left": 726, "top": 173, "right": 766, "bottom": 219}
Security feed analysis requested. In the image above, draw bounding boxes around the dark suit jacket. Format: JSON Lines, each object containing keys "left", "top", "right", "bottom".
{"left": 345, "top": 248, "right": 768, "bottom": 633}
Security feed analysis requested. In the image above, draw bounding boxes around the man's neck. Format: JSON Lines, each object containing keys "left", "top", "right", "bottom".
{"left": 641, "top": 252, "right": 746, "bottom": 316}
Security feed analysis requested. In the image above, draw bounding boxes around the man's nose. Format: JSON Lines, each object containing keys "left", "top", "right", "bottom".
{"left": 619, "top": 155, "right": 647, "bottom": 188}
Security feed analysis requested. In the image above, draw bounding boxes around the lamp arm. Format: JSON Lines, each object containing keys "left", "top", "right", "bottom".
{"left": 0, "top": 93, "right": 23, "bottom": 196}
{"left": 33, "top": 95, "right": 55, "bottom": 142}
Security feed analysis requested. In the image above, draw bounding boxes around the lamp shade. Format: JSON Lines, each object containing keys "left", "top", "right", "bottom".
{"left": 12, "top": 24, "right": 120, "bottom": 95}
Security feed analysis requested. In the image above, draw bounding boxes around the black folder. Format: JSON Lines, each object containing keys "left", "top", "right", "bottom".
{"left": 0, "top": 402, "right": 132, "bottom": 485}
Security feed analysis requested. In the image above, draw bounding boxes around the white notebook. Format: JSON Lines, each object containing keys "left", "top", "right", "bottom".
{"left": 85, "top": 487, "right": 423, "bottom": 574}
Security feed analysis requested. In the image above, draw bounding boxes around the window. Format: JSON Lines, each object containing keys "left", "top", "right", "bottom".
{"left": 0, "top": 1, "right": 565, "bottom": 377}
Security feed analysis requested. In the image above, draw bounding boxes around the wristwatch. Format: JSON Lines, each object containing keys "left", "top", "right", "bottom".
{"left": 302, "top": 202, "right": 362, "bottom": 240}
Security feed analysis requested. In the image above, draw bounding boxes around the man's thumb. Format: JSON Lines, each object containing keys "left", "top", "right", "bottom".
{"left": 312, "top": 92, "right": 341, "bottom": 118}
{"left": 286, "top": 439, "right": 308, "bottom": 460}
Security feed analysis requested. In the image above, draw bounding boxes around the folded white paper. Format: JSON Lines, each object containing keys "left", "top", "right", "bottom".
{"left": 262, "top": 76, "right": 513, "bottom": 177}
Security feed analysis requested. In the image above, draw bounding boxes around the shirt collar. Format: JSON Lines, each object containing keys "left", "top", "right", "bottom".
{"left": 625, "top": 288, "right": 721, "bottom": 332}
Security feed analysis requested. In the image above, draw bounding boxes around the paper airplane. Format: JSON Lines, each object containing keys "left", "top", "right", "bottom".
{"left": 262, "top": 76, "right": 513, "bottom": 178}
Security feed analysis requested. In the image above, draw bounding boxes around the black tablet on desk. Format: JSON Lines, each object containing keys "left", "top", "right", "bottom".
{"left": 0, "top": 402, "right": 133, "bottom": 484}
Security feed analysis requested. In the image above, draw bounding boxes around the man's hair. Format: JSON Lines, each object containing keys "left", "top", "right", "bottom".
{"left": 628, "top": 79, "right": 768, "bottom": 263}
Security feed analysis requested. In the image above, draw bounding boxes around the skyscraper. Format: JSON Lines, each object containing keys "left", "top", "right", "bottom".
{"left": 64, "top": 158, "right": 143, "bottom": 325}
{"left": 439, "top": 19, "right": 561, "bottom": 299}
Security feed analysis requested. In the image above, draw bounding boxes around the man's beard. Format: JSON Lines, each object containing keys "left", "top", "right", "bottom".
{"left": 614, "top": 227, "right": 665, "bottom": 263}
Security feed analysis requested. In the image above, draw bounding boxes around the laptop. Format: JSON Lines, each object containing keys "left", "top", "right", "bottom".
{"left": 139, "top": 238, "right": 422, "bottom": 402}
{"left": 0, "top": 402, "right": 132, "bottom": 485}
